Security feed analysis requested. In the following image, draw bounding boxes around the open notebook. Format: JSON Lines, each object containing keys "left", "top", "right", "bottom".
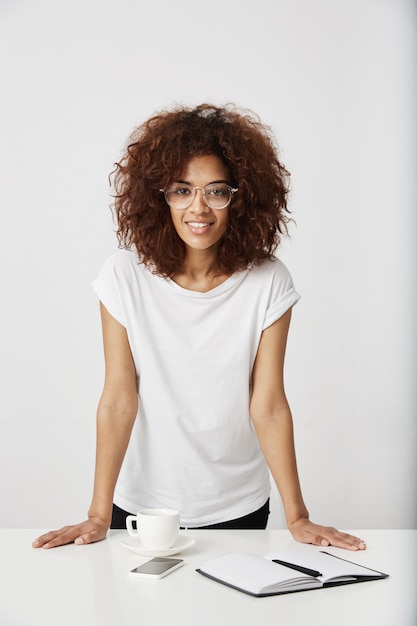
{"left": 196, "top": 550, "right": 389, "bottom": 597}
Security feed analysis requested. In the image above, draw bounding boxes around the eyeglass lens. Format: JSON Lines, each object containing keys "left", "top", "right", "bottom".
{"left": 164, "top": 183, "right": 234, "bottom": 210}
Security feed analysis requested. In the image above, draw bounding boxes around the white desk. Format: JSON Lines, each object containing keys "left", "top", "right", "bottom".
{"left": 0, "top": 529, "right": 415, "bottom": 626}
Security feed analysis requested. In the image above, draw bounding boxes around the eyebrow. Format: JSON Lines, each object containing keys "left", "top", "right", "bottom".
{"left": 173, "top": 179, "right": 230, "bottom": 185}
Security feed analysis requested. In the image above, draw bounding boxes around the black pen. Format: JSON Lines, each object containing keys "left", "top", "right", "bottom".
{"left": 272, "top": 559, "right": 322, "bottom": 578}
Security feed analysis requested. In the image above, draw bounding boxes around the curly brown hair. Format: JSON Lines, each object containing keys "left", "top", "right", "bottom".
{"left": 111, "top": 103, "right": 291, "bottom": 277}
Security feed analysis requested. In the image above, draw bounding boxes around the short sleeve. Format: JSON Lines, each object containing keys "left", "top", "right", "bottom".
{"left": 262, "top": 260, "right": 301, "bottom": 330}
{"left": 92, "top": 253, "right": 126, "bottom": 327}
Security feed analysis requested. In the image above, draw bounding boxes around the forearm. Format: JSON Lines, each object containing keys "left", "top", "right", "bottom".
{"left": 251, "top": 405, "right": 309, "bottom": 528}
{"left": 88, "top": 397, "right": 138, "bottom": 525}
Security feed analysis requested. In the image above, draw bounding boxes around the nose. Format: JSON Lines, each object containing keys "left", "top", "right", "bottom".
{"left": 189, "top": 187, "right": 209, "bottom": 213}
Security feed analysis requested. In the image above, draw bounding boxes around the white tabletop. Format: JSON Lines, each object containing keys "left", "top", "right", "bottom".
{"left": 0, "top": 529, "right": 415, "bottom": 626}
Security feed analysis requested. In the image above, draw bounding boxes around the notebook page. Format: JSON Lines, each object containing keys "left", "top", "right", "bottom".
{"left": 265, "top": 551, "right": 382, "bottom": 583}
{"left": 200, "top": 552, "right": 319, "bottom": 592}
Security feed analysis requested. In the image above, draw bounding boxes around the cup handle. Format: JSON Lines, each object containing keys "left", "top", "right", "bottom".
{"left": 126, "top": 515, "right": 138, "bottom": 536}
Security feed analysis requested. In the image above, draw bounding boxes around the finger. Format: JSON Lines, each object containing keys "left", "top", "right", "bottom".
{"left": 330, "top": 531, "right": 366, "bottom": 550}
{"left": 332, "top": 537, "right": 366, "bottom": 550}
{"left": 295, "top": 525, "right": 365, "bottom": 551}
{"left": 32, "top": 530, "right": 63, "bottom": 548}
{"left": 318, "top": 529, "right": 367, "bottom": 551}
{"left": 336, "top": 532, "right": 366, "bottom": 550}
{"left": 292, "top": 523, "right": 334, "bottom": 547}
{"left": 74, "top": 529, "right": 105, "bottom": 546}
{"left": 303, "top": 532, "right": 331, "bottom": 547}
{"left": 37, "top": 527, "right": 82, "bottom": 549}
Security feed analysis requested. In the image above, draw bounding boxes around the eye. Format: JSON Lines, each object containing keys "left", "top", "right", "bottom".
{"left": 207, "top": 184, "right": 228, "bottom": 197}
{"left": 172, "top": 186, "right": 192, "bottom": 196}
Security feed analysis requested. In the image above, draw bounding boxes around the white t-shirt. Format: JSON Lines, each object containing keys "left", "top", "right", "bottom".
{"left": 92, "top": 249, "right": 300, "bottom": 527}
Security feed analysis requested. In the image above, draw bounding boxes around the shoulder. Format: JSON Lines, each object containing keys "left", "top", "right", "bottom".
{"left": 94, "top": 248, "right": 149, "bottom": 299}
{"left": 248, "top": 257, "right": 300, "bottom": 328}
{"left": 97, "top": 248, "right": 146, "bottom": 282}
{"left": 249, "top": 256, "right": 295, "bottom": 286}
{"left": 100, "top": 248, "right": 141, "bottom": 271}
{"left": 93, "top": 249, "right": 149, "bottom": 326}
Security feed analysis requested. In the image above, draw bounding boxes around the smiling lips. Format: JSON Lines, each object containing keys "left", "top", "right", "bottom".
{"left": 186, "top": 221, "right": 214, "bottom": 234}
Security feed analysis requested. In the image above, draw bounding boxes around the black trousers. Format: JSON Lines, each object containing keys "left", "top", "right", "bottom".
{"left": 111, "top": 499, "right": 270, "bottom": 530}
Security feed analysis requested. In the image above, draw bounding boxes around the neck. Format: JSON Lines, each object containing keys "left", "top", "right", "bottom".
{"left": 172, "top": 248, "right": 229, "bottom": 292}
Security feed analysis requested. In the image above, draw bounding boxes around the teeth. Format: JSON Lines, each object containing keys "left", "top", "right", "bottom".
{"left": 188, "top": 222, "right": 210, "bottom": 228}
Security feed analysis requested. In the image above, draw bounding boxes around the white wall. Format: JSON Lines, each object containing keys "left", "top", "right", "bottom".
{"left": 0, "top": 0, "right": 415, "bottom": 531}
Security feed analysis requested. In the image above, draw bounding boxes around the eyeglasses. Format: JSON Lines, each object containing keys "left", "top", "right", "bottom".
{"left": 160, "top": 183, "right": 238, "bottom": 210}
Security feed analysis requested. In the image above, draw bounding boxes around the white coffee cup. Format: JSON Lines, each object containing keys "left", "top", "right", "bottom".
{"left": 126, "top": 508, "right": 180, "bottom": 550}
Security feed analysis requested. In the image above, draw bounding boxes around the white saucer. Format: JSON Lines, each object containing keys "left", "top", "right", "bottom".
{"left": 121, "top": 534, "right": 196, "bottom": 557}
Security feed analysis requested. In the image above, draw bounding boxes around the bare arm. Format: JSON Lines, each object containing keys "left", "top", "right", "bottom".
{"left": 250, "top": 309, "right": 366, "bottom": 551}
{"left": 33, "top": 303, "right": 138, "bottom": 549}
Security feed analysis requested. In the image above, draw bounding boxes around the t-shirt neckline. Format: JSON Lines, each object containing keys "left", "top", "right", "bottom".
{"left": 164, "top": 268, "right": 250, "bottom": 298}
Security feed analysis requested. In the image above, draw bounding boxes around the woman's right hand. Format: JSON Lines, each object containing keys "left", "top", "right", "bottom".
{"left": 32, "top": 516, "right": 109, "bottom": 549}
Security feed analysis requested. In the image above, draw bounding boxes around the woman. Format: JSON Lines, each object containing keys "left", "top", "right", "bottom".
{"left": 33, "top": 104, "right": 365, "bottom": 550}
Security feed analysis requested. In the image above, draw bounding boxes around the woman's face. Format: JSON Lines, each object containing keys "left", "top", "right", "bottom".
{"left": 168, "top": 155, "right": 231, "bottom": 255}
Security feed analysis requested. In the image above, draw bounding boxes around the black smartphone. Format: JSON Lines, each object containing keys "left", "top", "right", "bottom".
{"left": 130, "top": 557, "right": 184, "bottom": 579}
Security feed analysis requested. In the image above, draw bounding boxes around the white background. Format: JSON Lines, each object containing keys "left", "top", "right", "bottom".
{"left": 0, "top": 0, "right": 415, "bottom": 531}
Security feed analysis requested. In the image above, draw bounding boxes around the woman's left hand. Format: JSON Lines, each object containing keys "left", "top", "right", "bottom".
{"left": 289, "top": 518, "right": 366, "bottom": 551}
